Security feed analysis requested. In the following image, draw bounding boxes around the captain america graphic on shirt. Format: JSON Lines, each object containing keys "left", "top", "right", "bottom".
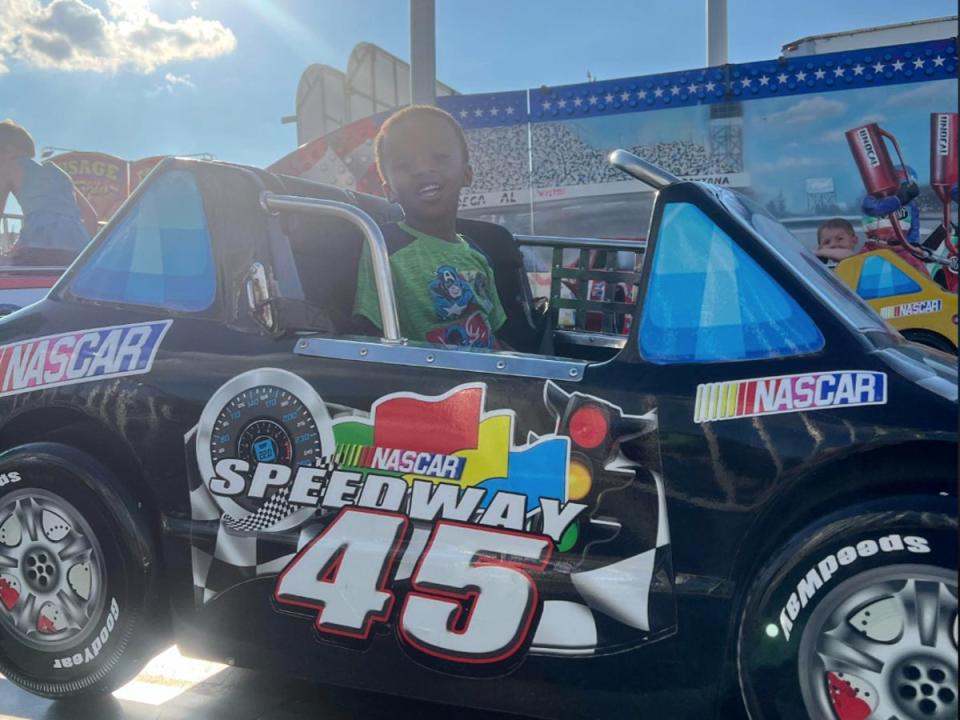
{"left": 426, "top": 265, "right": 496, "bottom": 348}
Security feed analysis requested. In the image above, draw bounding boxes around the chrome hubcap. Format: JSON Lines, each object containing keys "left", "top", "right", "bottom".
{"left": 799, "top": 564, "right": 958, "bottom": 720}
{"left": 0, "top": 490, "right": 106, "bottom": 651}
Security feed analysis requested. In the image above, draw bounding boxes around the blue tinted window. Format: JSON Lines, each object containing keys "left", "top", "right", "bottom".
{"left": 639, "top": 202, "right": 823, "bottom": 363}
{"left": 71, "top": 171, "right": 215, "bottom": 311}
{"left": 856, "top": 254, "right": 922, "bottom": 299}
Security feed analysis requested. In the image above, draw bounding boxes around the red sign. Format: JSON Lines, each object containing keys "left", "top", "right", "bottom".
{"left": 51, "top": 152, "right": 128, "bottom": 221}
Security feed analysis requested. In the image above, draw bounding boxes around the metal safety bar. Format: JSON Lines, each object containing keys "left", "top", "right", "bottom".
{"left": 608, "top": 149, "right": 680, "bottom": 190}
{"left": 259, "top": 192, "right": 404, "bottom": 344}
{"left": 515, "top": 234, "right": 645, "bottom": 251}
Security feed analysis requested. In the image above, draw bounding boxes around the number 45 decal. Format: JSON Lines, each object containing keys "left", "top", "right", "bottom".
{"left": 274, "top": 508, "right": 553, "bottom": 664}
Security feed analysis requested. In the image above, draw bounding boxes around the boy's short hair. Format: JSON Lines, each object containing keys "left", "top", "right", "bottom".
{"left": 374, "top": 105, "right": 469, "bottom": 180}
{"left": 0, "top": 120, "right": 35, "bottom": 158}
{"left": 816, "top": 217, "right": 856, "bottom": 244}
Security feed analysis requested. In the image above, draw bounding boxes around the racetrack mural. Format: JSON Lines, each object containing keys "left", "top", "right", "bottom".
{"left": 270, "top": 37, "right": 958, "bottom": 248}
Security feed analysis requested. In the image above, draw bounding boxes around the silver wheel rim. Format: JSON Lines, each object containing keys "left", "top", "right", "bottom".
{"left": 0, "top": 489, "right": 107, "bottom": 652}
{"left": 799, "top": 564, "right": 958, "bottom": 720}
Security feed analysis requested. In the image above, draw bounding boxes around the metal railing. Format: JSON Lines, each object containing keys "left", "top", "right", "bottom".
{"left": 259, "top": 192, "right": 403, "bottom": 343}
{"left": 516, "top": 234, "right": 645, "bottom": 336}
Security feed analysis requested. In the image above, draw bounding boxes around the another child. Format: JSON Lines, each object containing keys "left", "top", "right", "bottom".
{"left": 0, "top": 120, "right": 91, "bottom": 263}
{"left": 353, "top": 106, "right": 506, "bottom": 348}
{"left": 815, "top": 218, "right": 859, "bottom": 267}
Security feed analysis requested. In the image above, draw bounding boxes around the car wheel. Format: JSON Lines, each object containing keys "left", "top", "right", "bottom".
{"left": 0, "top": 443, "right": 164, "bottom": 698}
{"left": 737, "top": 508, "right": 957, "bottom": 720}
{"left": 901, "top": 329, "right": 956, "bottom": 354}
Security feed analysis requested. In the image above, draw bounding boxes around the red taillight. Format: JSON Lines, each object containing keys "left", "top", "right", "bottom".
{"left": 569, "top": 405, "right": 608, "bottom": 449}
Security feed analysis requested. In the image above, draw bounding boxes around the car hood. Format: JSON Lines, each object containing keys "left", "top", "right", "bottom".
{"left": 877, "top": 341, "right": 958, "bottom": 402}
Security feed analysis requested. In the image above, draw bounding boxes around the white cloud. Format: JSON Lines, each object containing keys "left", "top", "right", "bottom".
{"left": 163, "top": 71, "right": 194, "bottom": 89}
{"left": 883, "top": 81, "right": 951, "bottom": 107}
{"left": 146, "top": 70, "right": 195, "bottom": 96}
{"left": 821, "top": 113, "right": 886, "bottom": 143}
{"left": 0, "top": 0, "right": 236, "bottom": 74}
{"left": 762, "top": 96, "right": 848, "bottom": 126}
{"left": 754, "top": 155, "right": 838, "bottom": 173}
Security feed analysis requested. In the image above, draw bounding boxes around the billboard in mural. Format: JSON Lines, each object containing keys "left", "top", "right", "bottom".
{"left": 270, "top": 37, "right": 958, "bottom": 248}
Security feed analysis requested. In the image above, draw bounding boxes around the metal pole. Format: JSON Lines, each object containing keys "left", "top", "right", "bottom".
{"left": 410, "top": 0, "right": 436, "bottom": 105}
{"left": 706, "top": 0, "right": 728, "bottom": 67}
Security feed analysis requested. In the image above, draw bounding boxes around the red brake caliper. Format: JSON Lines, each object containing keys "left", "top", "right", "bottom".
{"left": 827, "top": 672, "right": 872, "bottom": 720}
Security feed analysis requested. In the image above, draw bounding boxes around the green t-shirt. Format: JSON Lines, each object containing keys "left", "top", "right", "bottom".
{"left": 354, "top": 222, "right": 507, "bottom": 347}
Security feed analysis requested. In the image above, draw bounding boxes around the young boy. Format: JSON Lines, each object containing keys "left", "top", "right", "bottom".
{"left": 0, "top": 120, "right": 91, "bottom": 263}
{"left": 815, "top": 218, "right": 859, "bottom": 267}
{"left": 353, "top": 106, "right": 506, "bottom": 348}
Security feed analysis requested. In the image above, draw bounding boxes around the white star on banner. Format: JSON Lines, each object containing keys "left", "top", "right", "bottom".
{"left": 654, "top": 87, "right": 664, "bottom": 97}
{"left": 853, "top": 64, "right": 865, "bottom": 75}
{"left": 687, "top": 83, "right": 699, "bottom": 93}
{"left": 933, "top": 55, "right": 945, "bottom": 67}
{"left": 873, "top": 62, "right": 885, "bottom": 73}
{"left": 604, "top": 93, "right": 614, "bottom": 103}
{"left": 777, "top": 73, "right": 789, "bottom": 83}
{"left": 574, "top": 97, "right": 583, "bottom": 106}
{"left": 541, "top": 100, "right": 552, "bottom": 110}
{"left": 557, "top": 99, "right": 567, "bottom": 108}
{"left": 620, "top": 91, "right": 631, "bottom": 101}
{"left": 489, "top": 106, "right": 500, "bottom": 115}
{"left": 474, "top": 108, "right": 483, "bottom": 117}
{"left": 892, "top": 59, "right": 905, "bottom": 71}
{"left": 588, "top": 95, "right": 598, "bottom": 105}
{"left": 833, "top": 66, "right": 845, "bottom": 77}
{"left": 705, "top": 81, "right": 716, "bottom": 91}
{"left": 459, "top": 110, "right": 468, "bottom": 118}
{"left": 759, "top": 75, "right": 770, "bottom": 86}
{"left": 814, "top": 68, "right": 826, "bottom": 79}
{"left": 637, "top": 90, "right": 647, "bottom": 99}
{"left": 740, "top": 77, "right": 752, "bottom": 87}
{"left": 913, "top": 57, "right": 925, "bottom": 69}
{"left": 795, "top": 70, "right": 807, "bottom": 81}
{"left": 505, "top": 106, "right": 515, "bottom": 115}
{"left": 670, "top": 85, "right": 680, "bottom": 95}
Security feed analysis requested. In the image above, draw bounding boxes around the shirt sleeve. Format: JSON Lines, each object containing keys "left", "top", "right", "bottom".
{"left": 353, "top": 243, "right": 383, "bottom": 329}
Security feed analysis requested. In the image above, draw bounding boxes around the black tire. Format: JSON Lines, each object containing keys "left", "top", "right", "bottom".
{"left": 901, "top": 329, "right": 956, "bottom": 354}
{"left": 737, "top": 507, "right": 958, "bottom": 720}
{"left": 0, "top": 443, "right": 164, "bottom": 699}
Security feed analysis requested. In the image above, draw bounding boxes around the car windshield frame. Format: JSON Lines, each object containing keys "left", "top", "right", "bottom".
{"left": 702, "top": 184, "right": 893, "bottom": 337}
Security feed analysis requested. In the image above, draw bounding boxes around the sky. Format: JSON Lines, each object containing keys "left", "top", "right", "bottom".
{"left": 0, "top": 0, "right": 956, "bottom": 170}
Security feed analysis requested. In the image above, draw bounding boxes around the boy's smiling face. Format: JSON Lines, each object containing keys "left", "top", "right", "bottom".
{"left": 380, "top": 113, "right": 473, "bottom": 228}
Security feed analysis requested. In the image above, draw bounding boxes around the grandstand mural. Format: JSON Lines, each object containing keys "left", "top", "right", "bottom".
{"left": 270, "top": 37, "right": 958, "bottom": 241}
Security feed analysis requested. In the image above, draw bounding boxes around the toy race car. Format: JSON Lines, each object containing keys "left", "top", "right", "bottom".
{"left": 834, "top": 248, "right": 958, "bottom": 353}
{"left": 0, "top": 152, "right": 955, "bottom": 720}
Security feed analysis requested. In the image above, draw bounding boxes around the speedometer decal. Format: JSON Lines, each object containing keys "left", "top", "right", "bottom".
{"left": 196, "top": 368, "right": 334, "bottom": 533}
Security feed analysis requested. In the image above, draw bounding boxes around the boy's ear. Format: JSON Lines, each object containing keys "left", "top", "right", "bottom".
{"left": 463, "top": 163, "right": 474, "bottom": 188}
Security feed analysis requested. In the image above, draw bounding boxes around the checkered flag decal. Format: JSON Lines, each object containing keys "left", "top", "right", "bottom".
{"left": 186, "top": 424, "right": 339, "bottom": 604}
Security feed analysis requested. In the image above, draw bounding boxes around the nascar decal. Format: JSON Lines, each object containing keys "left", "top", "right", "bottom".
{"left": 0, "top": 320, "right": 171, "bottom": 399}
{"left": 187, "top": 373, "right": 674, "bottom": 668}
{"left": 693, "top": 371, "right": 887, "bottom": 423}
{"left": 879, "top": 299, "right": 943, "bottom": 320}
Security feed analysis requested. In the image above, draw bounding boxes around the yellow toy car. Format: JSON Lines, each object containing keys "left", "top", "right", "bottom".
{"left": 835, "top": 249, "right": 958, "bottom": 352}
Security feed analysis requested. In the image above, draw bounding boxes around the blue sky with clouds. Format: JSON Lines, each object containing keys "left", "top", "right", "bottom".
{"left": 0, "top": 0, "right": 956, "bottom": 170}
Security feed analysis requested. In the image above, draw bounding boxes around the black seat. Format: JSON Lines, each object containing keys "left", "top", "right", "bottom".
{"left": 455, "top": 217, "right": 545, "bottom": 353}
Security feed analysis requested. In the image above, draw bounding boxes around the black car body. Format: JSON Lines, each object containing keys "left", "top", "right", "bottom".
{"left": 0, "top": 153, "right": 955, "bottom": 720}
